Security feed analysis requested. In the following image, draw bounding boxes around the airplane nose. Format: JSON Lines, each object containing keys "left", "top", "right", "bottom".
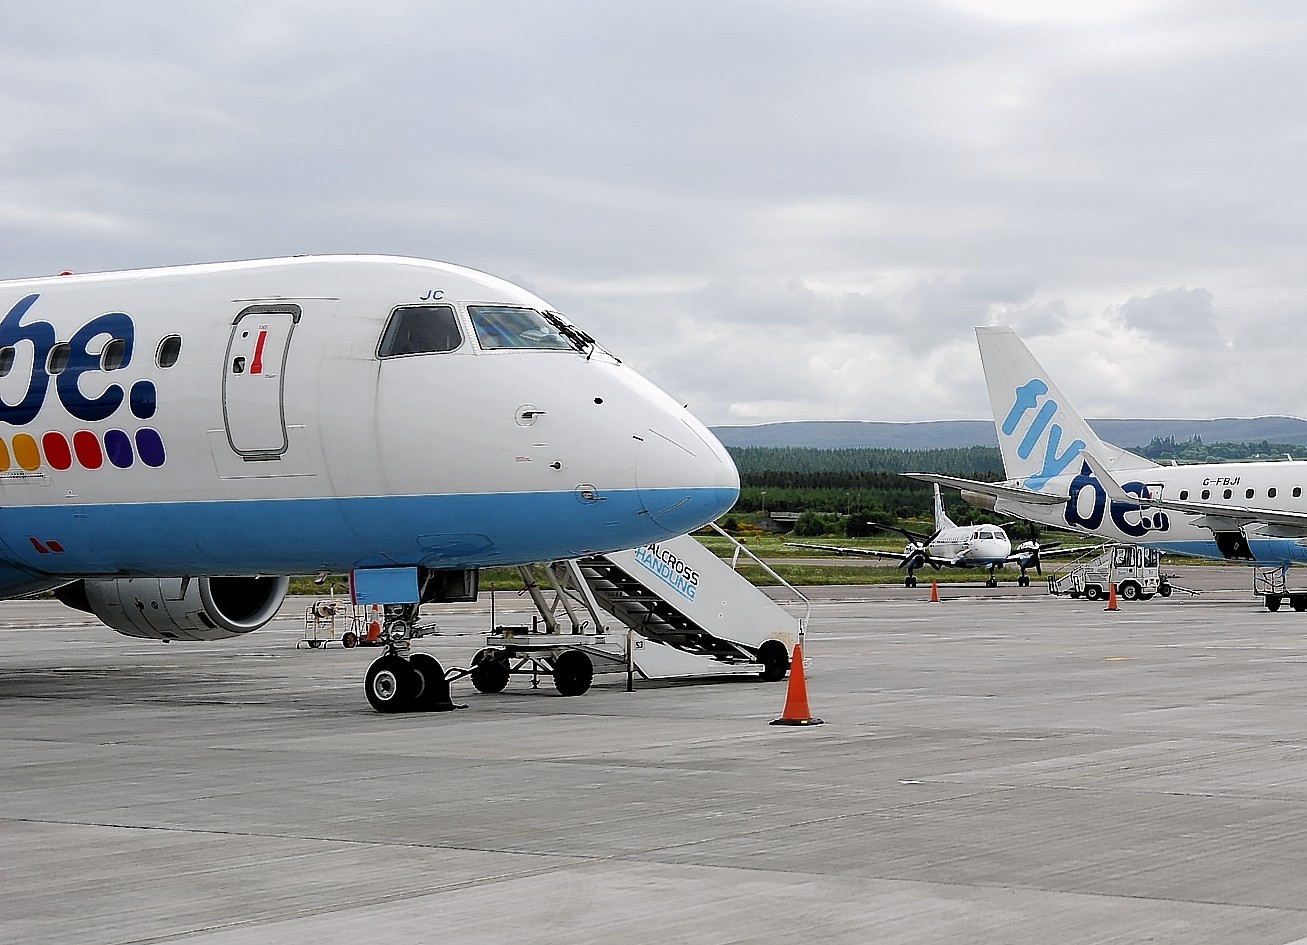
{"left": 634, "top": 418, "right": 739, "bottom": 536}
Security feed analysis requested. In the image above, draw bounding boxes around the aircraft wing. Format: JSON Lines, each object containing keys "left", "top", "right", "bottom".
{"left": 1003, "top": 543, "right": 1102, "bottom": 565}
{"left": 902, "top": 472, "right": 1067, "bottom": 506}
{"left": 1078, "top": 451, "right": 1307, "bottom": 538}
{"left": 786, "top": 542, "right": 909, "bottom": 562}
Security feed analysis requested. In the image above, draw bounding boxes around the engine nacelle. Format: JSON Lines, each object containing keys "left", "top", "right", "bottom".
{"left": 55, "top": 576, "right": 290, "bottom": 641}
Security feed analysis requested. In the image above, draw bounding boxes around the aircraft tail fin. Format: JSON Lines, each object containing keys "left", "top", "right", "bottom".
{"left": 932, "top": 483, "right": 957, "bottom": 532}
{"left": 975, "top": 327, "right": 1155, "bottom": 491}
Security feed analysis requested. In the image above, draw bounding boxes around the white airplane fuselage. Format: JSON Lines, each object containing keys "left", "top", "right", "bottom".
{"left": 923, "top": 526, "right": 1012, "bottom": 568}
{"left": 0, "top": 255, "right": 740, "bottom": 599}
{"left": 985, "top": 461, "right": 1307, "bottom": 564}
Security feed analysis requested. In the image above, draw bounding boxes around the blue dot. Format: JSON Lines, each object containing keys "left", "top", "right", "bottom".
{"left": 129, "top": 380, "right": 157, "bottom": 420}
{"left": 135, "top": 428, "right": 166, "bottom": 468}
{"left": 104, "top": 429, "right": 134, "bottom": 468}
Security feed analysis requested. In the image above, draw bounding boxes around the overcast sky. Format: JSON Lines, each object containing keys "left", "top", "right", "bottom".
{"left": 5, "top": 1, "right": 1307, "bottom": 425}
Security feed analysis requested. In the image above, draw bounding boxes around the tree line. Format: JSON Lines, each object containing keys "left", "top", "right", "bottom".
{"left": 727, "top": 441, "right": 1307, "bottom": 528}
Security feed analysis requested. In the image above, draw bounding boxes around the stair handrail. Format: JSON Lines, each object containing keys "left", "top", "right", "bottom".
{"left": 708, "top": 522, "right": 811, "bottom": 636}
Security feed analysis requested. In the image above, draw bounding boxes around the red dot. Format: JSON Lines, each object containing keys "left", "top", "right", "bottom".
{"left": 42, "top": 432, "right": 71, "bottom": 470}
{"left": 73, "top": 431, "right": 103, "bottom": 469}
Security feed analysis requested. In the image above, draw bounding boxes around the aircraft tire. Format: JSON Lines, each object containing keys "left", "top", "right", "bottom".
{"left": 1018, "top": 575, "right": 1030, "bottom": 587}
{"left": 409, "top": 653, "right": 457, "bottom": 711}
{"left": 553, "top": 650, "right": 593, "bottom": 697}
{"left": 470, "top": 649, "right": 511, "bottom": 694}
{"left": 1085, "top": 585, "right": 1102, "bottom": 601}
{"left": 905, "top": 576, "right": 917, "bottom": 588}
{"left": 1266, "top": 595, "right": 1283, "bottom": 612}
{"left": 1119, "top": 582, "right": 1140, "bottom": 601}
{"left": 757, "top": 639, "right": 790, "bottom": 682}
{"left": 365, "top": 654, "right": 416, "bottom": 713}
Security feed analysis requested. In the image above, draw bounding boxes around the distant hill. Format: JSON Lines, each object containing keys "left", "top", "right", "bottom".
{"left": 711, "top": 417, "right": 1307, "bottom": 450}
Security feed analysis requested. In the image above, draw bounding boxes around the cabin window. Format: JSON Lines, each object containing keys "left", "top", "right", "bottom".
{"left": 101, "top": 338, "right": 128, "bottom": 371}
{"left": 47, "top": 342, "right": 70, "bottom": 375}
{"left": 1223, "top": 489, "right": 1232, "bottom": 499}
{"left": 1296, "top": 487, "right": 1304, "bottom": 498}
{"left": 1246, "top": 488, "right": 1255, "bottom": 499}
{"left": 1179, "top": 490, "right": 1189, "bottom": 500}
{"left": 378, "top": 305, "right": 462, "bottom": 357}
{"left": 0, "top": 347, "right": 13, "bottom": 378}
{"left": 156, "top": 335, "right": 182, "bottom": 368}
{"left": 1202, "top": 489, "right": 1210, "bottom": 499}
{"left": 1269, "top": 487, "right": 1278, "bottom": 498}
{"left": 468, "top": 305, "right": 574, "bottom": 351}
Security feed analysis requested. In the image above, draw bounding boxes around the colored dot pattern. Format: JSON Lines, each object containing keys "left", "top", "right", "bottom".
{"left": 0, "top": 429, "right": 164, "bottom": 473}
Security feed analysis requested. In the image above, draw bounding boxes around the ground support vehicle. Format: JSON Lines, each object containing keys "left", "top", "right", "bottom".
{"left": 459, "top": 525, "right": 810, "bottom": 698}
{"left": 1048, "top": 545, "right": 1184, "bottom": 601}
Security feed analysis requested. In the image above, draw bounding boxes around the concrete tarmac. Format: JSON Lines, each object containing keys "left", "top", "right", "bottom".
{"left": 4, "top": 565, "right": 1307, "bottom": 944}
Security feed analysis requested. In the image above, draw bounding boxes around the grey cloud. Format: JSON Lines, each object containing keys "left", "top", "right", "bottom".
{"left": 1119, "top": 287, "right": 1220, "bottom": 346}
{"left": 5, "top": 2, "right": 1307, "bottom": 423}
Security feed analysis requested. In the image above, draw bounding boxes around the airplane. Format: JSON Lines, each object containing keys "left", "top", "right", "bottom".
{"left": 0, "top": 254, "right": 740, "bottom": 709}
{"left": 906, "top": 325, "right": 1307, "bottom": 611}
{"left": 789, "top": 482, "right": 1071, "bottom": 587}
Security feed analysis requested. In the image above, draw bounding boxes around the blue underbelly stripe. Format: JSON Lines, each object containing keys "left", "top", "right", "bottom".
{"left": 0, "top": 487, "right": 738, "bottom": 591}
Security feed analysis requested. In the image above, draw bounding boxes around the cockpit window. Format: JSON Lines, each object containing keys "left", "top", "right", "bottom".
{"left": 378, "top": 305, "right": 462, "bottom": 357}
{"left": 468, "top": 305, "right": 584, "bottom": 351}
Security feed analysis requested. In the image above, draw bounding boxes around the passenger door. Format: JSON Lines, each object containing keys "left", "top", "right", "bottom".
{"left": 222, "top": 304, "right": 300, "bottom": 458}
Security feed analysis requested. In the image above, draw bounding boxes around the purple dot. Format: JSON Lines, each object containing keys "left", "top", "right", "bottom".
{"left": 135, "top": 428, "right": 166, "bottom": 467}
{"left": 104, "top": 429, "right": 134, "bottom": 468}
{"left": 130, "top": 380, "right": 157, "bottom": 419}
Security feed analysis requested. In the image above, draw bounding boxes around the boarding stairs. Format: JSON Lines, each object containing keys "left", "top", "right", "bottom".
{"left": 478, "top": 524, "right": 809, "bottom": 688}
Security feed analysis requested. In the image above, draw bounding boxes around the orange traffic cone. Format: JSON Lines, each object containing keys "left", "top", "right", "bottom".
{"left": 1105, "top": 582, "right": 1119, "bottom": 611}
{"left": 930, "top": 581, "right": 940, "bottom": 603}
{"left": 770, "top": 641, "right": 824, "bottom": 726}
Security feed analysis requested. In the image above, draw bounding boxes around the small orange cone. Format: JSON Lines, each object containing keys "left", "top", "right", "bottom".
{"left": 1106, "top": 582, "right": 1119, "bottom": 611}
{"left": 770, "top": 641, "right": 824, "bottom": 726}
{"left": 930, "top": 581, "right": 940, "bottom": 603}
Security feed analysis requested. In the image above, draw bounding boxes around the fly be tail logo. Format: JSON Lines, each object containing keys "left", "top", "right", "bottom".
{"left": 1002, "top": 378, "right": 1086, "bottom": 490}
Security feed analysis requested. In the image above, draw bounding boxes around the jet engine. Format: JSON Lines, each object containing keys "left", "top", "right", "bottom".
{"left": 54, "top": 576, "right": 291, "bottom": 641}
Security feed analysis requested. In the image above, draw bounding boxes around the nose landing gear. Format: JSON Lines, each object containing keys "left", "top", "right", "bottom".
{"left": 364, "top": 648, "right": 463, "bottom": 713}
{"left": 361, "top": 613, "right": 464, "bottom": 713}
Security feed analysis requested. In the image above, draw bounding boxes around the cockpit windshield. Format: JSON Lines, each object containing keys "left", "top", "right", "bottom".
{"left": 467, "top": 305, "right": 597, "bottom": 354}
{"left": 469, "top": 305, "right": 573, "bottom": 351}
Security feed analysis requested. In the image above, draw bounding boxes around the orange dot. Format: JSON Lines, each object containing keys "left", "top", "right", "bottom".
{"left": 12, "top": 434, "right": 41, "bottom": 471}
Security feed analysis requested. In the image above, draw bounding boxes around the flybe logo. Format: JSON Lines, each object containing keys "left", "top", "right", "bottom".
{"left": 1002, "top": 378, "right": 1086, "bottom": 491}
{"left": 1002, "top": 378, "right": 1168, "bottom": 536}
{"left": 0, "top": 294, "right": 165, "bottom": 471}
{"left": 1065, "top": 462, "right": 1169, "bottom": 537}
